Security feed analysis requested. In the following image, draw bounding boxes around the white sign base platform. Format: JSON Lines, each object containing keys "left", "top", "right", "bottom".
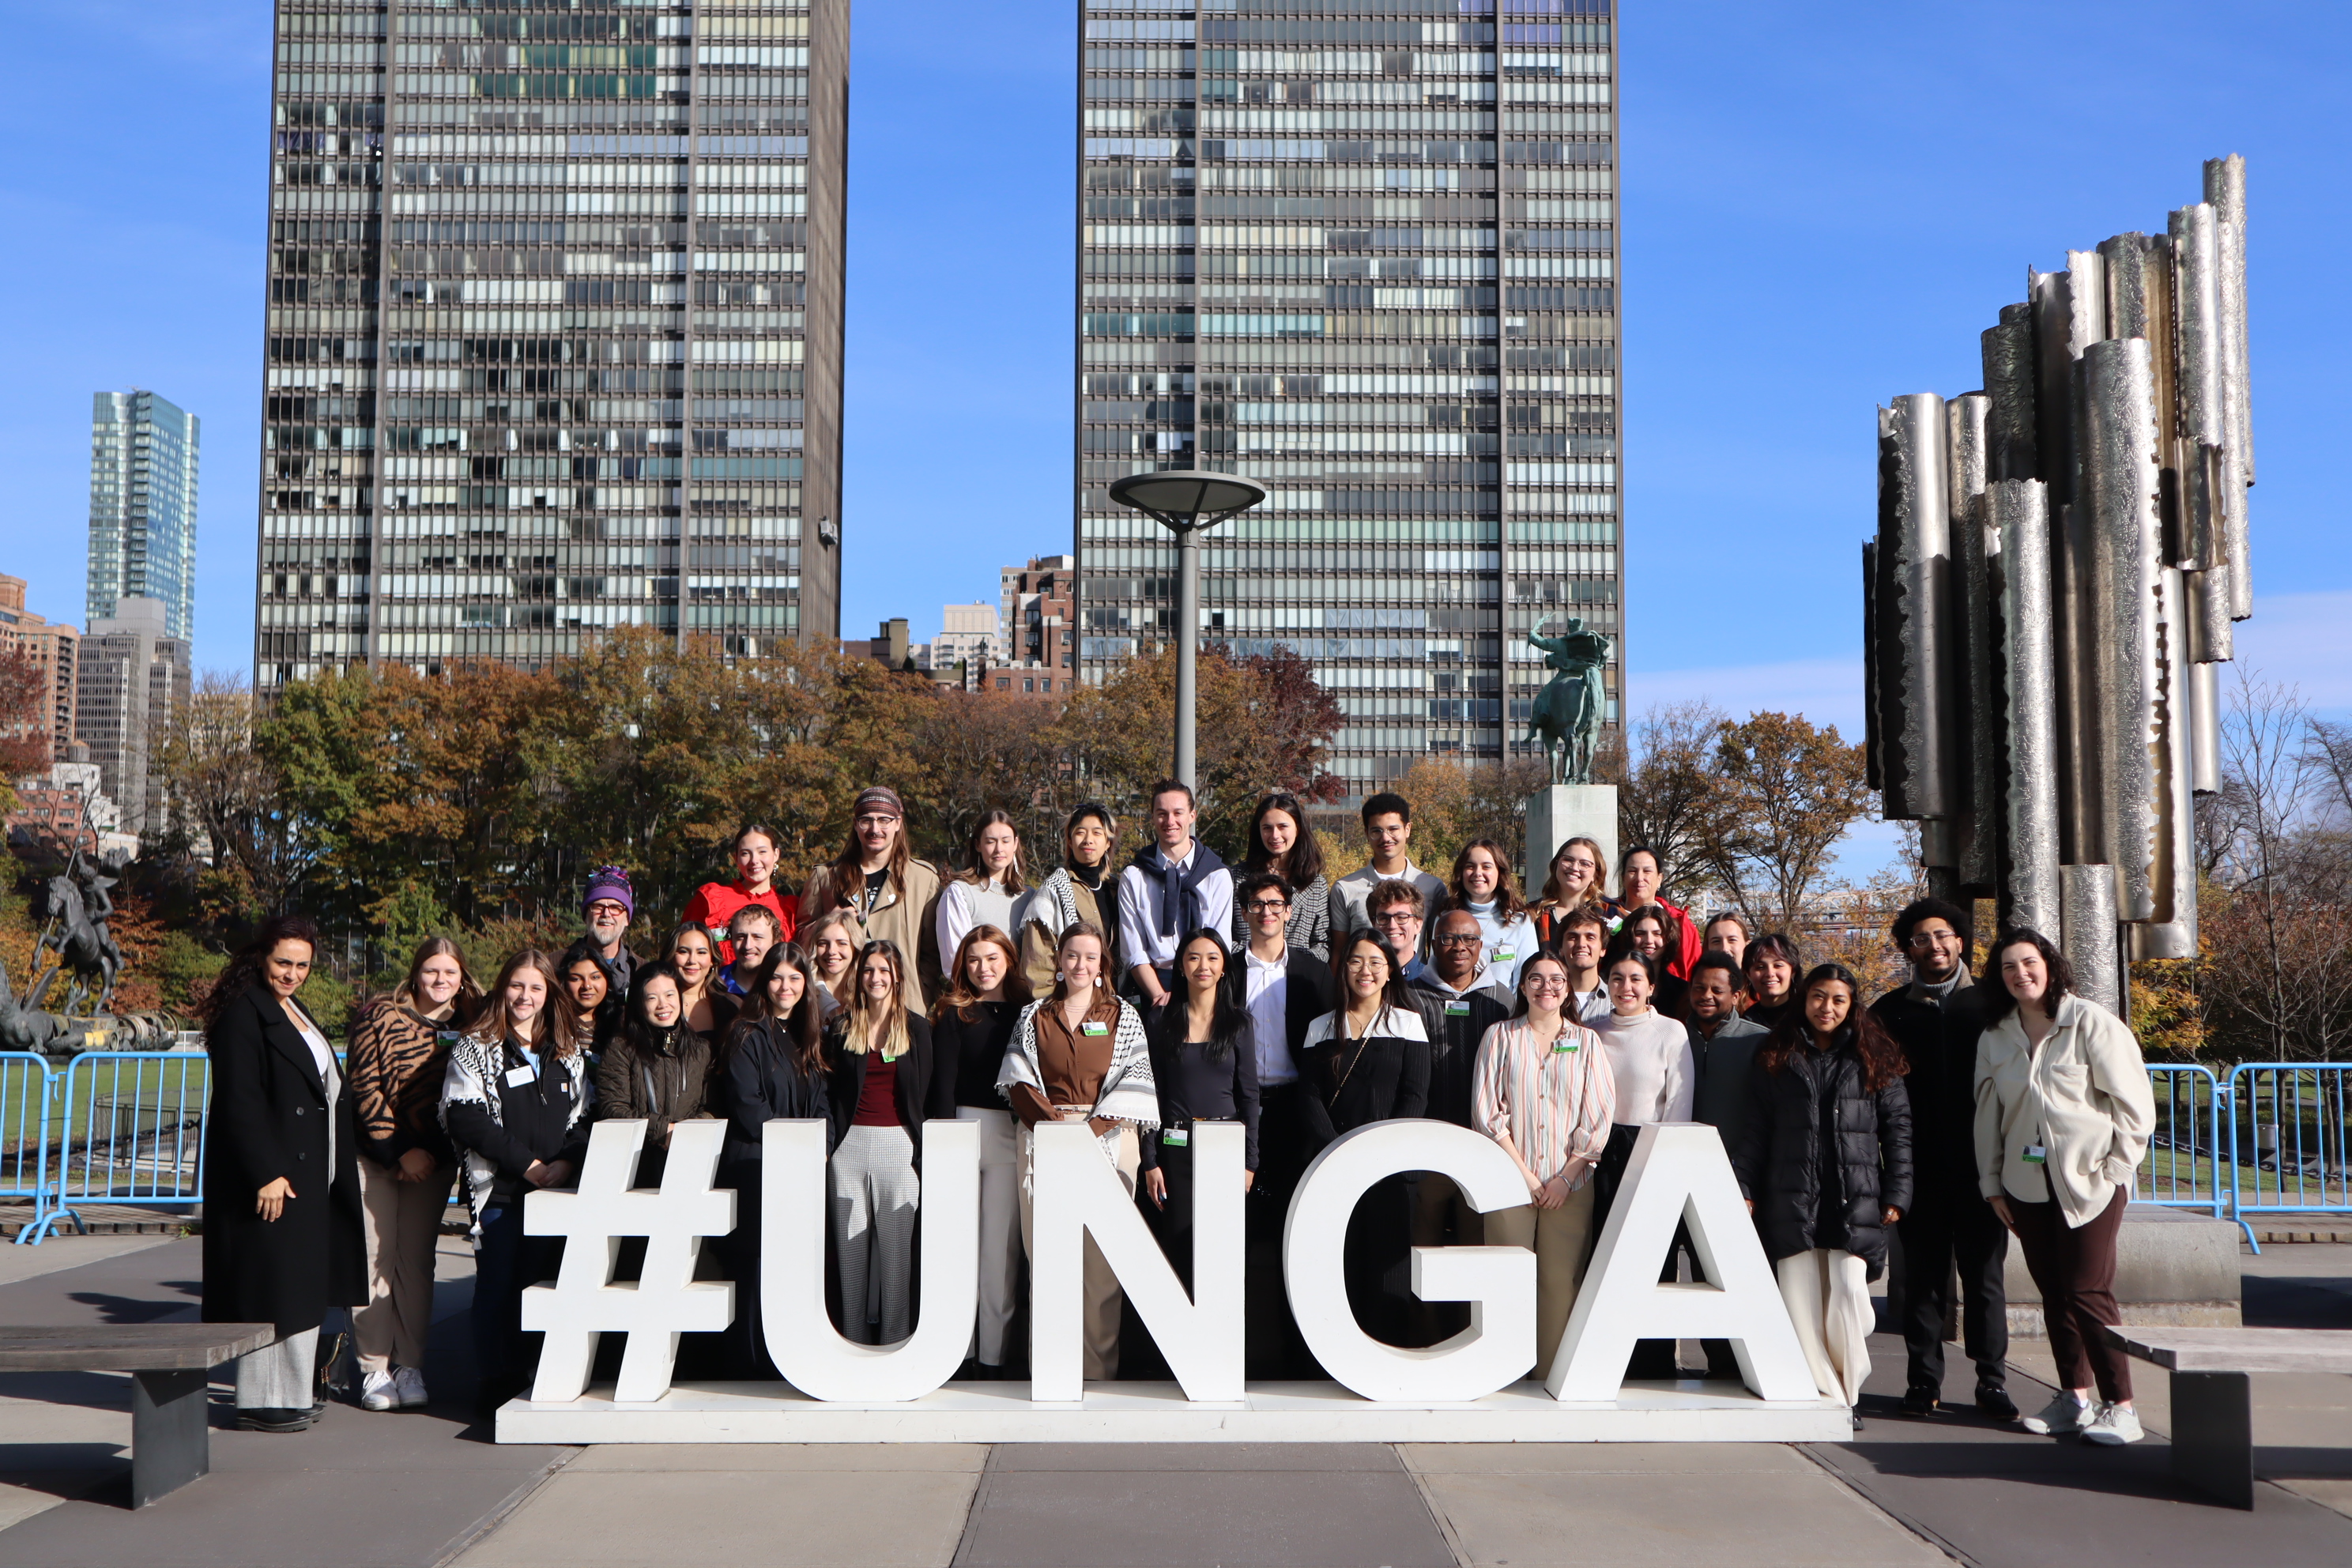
{"left": 496, "top": 1378, "right": 1853, "bottom": 1445}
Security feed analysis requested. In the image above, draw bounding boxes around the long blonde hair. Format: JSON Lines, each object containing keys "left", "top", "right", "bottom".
{"left": 1537, "top": 835, "right": 1611, "bottom": 910}
{"left": 839, "top": 940, "right": 912, "bottom": 1058}
{"left": 469, "top": 949, "right": 574, "bottom": 1059}
{"left": 391, "top": 934, "right": 484, "bottom": 1023}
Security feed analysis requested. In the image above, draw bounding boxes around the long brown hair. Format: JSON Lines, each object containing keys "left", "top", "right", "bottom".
{"left": 199, "top": 914, "right": 322, "bottom": 1029}
{"left": 1242, "top": 792, "right": 1325, "bottom": 890}
{"left": 936, "top": 923, "right": 1032, "bottom": 1023}
{"left": 839, "top": 940, "right": 912, "bottom": 1057}
{"left": 391, "top": 935, "right": 484, "bottom": 1024}
{"left": 723, "top": 942, "right": 827, "bottom": 1079}
{"left": 816, "top": 805, "right": 914, "bottom": 910}
{"left": 953, "top": 809, "right": 1028, "bottom": 895}
{"left": 1756, "top": 963, "right": 1907, "bottom": 1091}
{"left": 1447, "top": 838, "right": 1526, "bottom": 922}
{"left": 469, "top": 948, "right": 575, "bottom": 1058}
{"left": 1536, "top": 835, "right": 1611, "bottom": 911}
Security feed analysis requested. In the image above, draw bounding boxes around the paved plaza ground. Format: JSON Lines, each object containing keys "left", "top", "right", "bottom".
{"left": 0, "top": 1231, "right": 2345, "bottom": 1567}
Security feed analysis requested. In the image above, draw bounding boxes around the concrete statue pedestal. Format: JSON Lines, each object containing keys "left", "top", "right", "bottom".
{"left": 1525, "top": 784, "right": 1619, "bottom": 900}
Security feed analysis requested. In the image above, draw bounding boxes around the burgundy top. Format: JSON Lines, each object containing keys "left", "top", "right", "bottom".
{"left": 852, "top": 1052, "right": 900, "bottom": 1127}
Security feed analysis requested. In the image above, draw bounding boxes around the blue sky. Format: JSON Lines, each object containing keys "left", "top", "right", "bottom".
{"left": 2, "top": 2, "right": 2344, "bottom": 870}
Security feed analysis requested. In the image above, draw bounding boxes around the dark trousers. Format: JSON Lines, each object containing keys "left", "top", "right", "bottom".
{"left": 1246, "top": 1084, "right": 1314, "bottom": 1378}
{"left": 1895, "top": 1185, "right": 2010, "bottom": 1392}
{"left": 1146, "top": 1136, "right": 1205, "bottom": 1290}
{"left": 473, "top": 1203, "right": 562, "bottom": 1404}
{"left": 2008, "top": 1184, "right": 2132, "bottom": 1403}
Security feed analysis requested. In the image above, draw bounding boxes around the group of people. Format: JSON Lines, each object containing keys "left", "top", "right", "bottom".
{"left": 198, "top": 781, "right": 2158, "bottom": 1447}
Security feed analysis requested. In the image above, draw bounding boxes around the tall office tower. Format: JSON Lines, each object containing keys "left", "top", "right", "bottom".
{"left": 77, "top": 597, "right": 191, "bottom": 841}
{"left": 257, "top": 0, "right": 847, "bottom": 694}
{"left": 89, "top": 391, "right": 201, "bottom": 645}
{"left": 1075, "top": 0, "right": 1620, "bottom": 795}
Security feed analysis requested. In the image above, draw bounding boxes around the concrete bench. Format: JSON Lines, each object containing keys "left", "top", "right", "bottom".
{"left": 0, "top": 1323, "right": 275, "bottom": 1507}
{"left": 2102, "top": 1325, "right": 2352, "bottom": 1510}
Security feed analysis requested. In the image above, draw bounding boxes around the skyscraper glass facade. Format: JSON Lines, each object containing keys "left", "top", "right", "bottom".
{"left": 257, "top": 0, "right": 846, "bottom": 694}
{"left": 89, "top": 390, "right": 201, "bottom": 644}
{"left": 1075, "top": 0, "right": 1619, "bottom": 793}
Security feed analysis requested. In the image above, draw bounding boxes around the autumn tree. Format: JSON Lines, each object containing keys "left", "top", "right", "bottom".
{"left": 153, "top": 670, "right": 315, "bottom": 919}
{"left": 1612, "top": 699, "right": 1729, "bottom": 906}
{"left": 1389, "top": 756, "right": 1550, "bottom": 887}
{"left": 0, "top": 646, "right": 51, "bottom": 814}
{"left": 1702, "top": 710, "right": 1872, "bottom": 935}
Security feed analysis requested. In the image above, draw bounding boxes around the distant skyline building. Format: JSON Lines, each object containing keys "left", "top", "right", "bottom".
{"left": 255, "top": 0, "right": 847, "bottom": 693}
{"left": 76, "top": 596, "right": 190, "bottom": 840}
{"left": 1074, "top": 0, "right": 1623, "bottom": 791}
{"left": 1001, "top": 553, "right": 1076, "bottom": 693}
{"left": 0, "top": 573, "right": 81, "bottom": 764}
{"left": 88, "top": 390, "right": 200, "bottom": 646}
{"left": 919, "top": 601, "right": 1002, "bottom": 687}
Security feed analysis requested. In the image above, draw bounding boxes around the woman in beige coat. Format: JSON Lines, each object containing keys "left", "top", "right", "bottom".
{"left": 1973, "top": 927, "right": 2155, "bottom": 1447}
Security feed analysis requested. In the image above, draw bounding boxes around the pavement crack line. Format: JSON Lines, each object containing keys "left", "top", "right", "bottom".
{"left": 429, "top": 1442, "right": 584, "bottom": 1568}
{"left": 948, "top": 1442, "right": 1004, "bottom": 1566}
{"left": 1794, "top": 1443, "right": 1974, "bottom": 1567}
{"left": 1392, "top": 1443, "right": 1472, "bottom": 1568}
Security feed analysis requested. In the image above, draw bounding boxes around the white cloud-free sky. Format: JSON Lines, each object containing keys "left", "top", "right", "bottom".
{"left": 0, "top": 2, "right": 2342, "bottom": 878}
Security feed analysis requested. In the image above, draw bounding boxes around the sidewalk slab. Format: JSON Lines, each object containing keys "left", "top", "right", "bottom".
{"left": 951, "top": 1443, "right": 1451, "bottom": 1568}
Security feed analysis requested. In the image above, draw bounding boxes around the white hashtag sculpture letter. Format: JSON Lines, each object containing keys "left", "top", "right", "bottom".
{"left": 521, "top": 1118, "right": 735, "bottom": 1404}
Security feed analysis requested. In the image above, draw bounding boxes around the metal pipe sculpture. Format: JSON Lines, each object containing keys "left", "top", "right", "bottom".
{"left": 1865, "top": 157, "right": 2254, "bottom": 1012}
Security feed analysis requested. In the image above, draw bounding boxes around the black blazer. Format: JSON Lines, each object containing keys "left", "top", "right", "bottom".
{"left": 201, "top": 983, "right": 364, "bottom": 1336}
{"left": 714, "top": 1016, "right": 834, "bottom": 1173}
{"left": 1298, "top": 1005, "right": 1432, "bottom": 1152}
{"left": 1238, "top": 944, "right": 1335, "bottom": 1079}
{"left": 825, "top": 1010, "right": 939, "bottom": 1156}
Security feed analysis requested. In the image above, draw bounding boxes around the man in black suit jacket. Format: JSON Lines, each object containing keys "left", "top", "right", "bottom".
{"left": 1233, "top": 872, "right": 1335, "bottom": 1377}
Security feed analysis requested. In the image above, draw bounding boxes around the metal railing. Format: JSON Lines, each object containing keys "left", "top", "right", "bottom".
{"left": 21, "top": 1052, "right": 209, "bottom": 1245}
{"left": 2224, "top": 1063, "right": 2352, "bottom": 1251}
{"left": 2138, "top": 1064, "right": 2229, "bottom": 1218}
{"left": 0, "top": 1054, "right": 57, "bottom": 1244}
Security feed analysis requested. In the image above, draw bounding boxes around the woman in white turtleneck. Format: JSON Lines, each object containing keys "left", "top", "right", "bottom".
{"left": 1590, "top": 947, "right": 1698, "bottom": 1381}
{"left": 1443, "top": 839, "right": 1540, "bottom": 990}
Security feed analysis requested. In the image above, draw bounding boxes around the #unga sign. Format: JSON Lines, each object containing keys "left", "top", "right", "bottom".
{"left": 500, "top": 1118, "right": 1850, "bottom": 1443}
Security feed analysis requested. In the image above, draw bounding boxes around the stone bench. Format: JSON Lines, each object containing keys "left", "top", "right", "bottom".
{"left": 2003, "top": 1206, "right": 2242, "bottom": 1335}
{"left": 2102, "top": 1325, "right": 2352, "bottom": 1509}
{"left": 0, "top": 1323, "right": 274, "bottom": 1507}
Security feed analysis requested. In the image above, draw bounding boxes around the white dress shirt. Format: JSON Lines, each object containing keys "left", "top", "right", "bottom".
{"left": 1117, "top": 844, "right": 1235, "bottom": 974}
{"left": 1244, "top": 944, "right": 1300, "bottom": 1087}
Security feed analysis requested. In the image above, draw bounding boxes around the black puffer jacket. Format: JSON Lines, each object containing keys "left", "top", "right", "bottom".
{"left": 1731, "top": 1033, "right": 1913, "bottom": 1267}
{"left": 1868, "top": 978, "right": 1994, "bottom": 1199}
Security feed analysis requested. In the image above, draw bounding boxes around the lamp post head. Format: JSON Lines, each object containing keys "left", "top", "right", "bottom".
{"left": 1107, "top": 469, "right": 1269, "bottom": 533}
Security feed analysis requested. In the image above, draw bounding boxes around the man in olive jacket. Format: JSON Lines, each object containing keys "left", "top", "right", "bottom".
{"left": 1870, "top": 897, "right": 2015, "bottom": 1422}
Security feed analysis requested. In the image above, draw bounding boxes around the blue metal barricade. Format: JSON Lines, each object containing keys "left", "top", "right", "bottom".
{"left": 2226, "top": 1062, "right": 2352, "bottom": 1253}
{"left": 1, "top": 1054, "right": 56, "bottom": 1245}
{"left": 2138, "top": 1065, "right": 2228, "bottom": 1219}
{"left": 23, "top": 1052, "right": 209, "bottom": 1245}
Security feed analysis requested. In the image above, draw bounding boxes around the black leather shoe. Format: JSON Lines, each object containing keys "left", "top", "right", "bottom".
{"left": 236, "top": 1407, "right": 315, "bottom": 1433}
{"left": 1976, "top": 1381, "right": 2019, "bottom": 1423}
{"left": 1852, "top": 1412, "right": 1866, "bottom": 1431}
{"left": 1899, "top": 1385, "right": 1941, "bottom": 1417}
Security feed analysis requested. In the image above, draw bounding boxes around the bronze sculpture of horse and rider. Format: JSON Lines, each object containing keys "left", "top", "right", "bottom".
{"left": 1524, "top": 616, "right": 1614, "bottom": 786}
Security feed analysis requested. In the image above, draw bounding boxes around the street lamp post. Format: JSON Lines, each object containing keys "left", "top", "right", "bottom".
{"left": 1106, "top": 469, "right": 1269, "bottom": 789}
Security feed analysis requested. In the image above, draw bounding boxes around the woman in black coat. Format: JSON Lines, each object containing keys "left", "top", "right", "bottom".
{"left": 1299, "top": 932, "right": 1431, "bottom": 1347}
{"left": 710, "top": 944, "right": 832, "bottom": 1377}
{"left": 1732, "top": 963, "right": 1913, "bottom": 1423}
{"left": 201, "top": 915, "right": 364, "bottom": 1433}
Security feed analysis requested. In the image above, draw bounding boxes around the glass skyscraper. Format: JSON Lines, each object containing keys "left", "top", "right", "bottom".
{"left": 256, "top": 0, "right": 845, "bottom": 694}
{"left": 89, "top": 390, "right": 201, "bottom": 644}
{"left": 1075, "top": 0, "right": 1619, "bottom": 793}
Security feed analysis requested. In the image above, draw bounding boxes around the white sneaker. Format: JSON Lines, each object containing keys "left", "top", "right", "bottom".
{"left": 2081, "top": 1401, "right": 2144, "bottom": 1446}
{"left": 2021, "top": 1391, "right": 2090, "bottom": 1435}
{"left": 359, "top": 1370, "right": 399, "bottom": 1412}
{"left": 393, "top": 1366, "right": 429, "bottom": 1410}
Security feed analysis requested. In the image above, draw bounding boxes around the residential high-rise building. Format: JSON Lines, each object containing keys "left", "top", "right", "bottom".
{"left": 76, "top": 597, "right": 190, "bottom": 840}
{"left": 255, "top": 0, "right": 848, "bottom": 694}
{"left": 1074, "top": 0, "right": 1621, "bottom": 793}
{"left": 89, "top": 391, "right": 200, "bottom": 645}
{"left": 1001, "top": 553, "right": 1077, "bottom": 692}
{"left": 0, "top": 573, "right": 80, "bottom": 763}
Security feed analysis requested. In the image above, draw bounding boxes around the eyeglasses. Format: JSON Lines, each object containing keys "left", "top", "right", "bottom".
{"left": 1246, "top": 900, "right": 1291, "bottom": 914}
{"left": 1524, "top": 974, "right": 1570, "bottom": 991}
{"left": 1434, "top": 933, "right": 1483, "bottom": 947}
{"left": 1906, "top": 931, "right": 1964, "bottom": 948}
{"left": 1371, "top": 910, "right": 1417, "bottom": 925}
{"left": 1342, "top": 956, "right": 1389, "bottom": 972}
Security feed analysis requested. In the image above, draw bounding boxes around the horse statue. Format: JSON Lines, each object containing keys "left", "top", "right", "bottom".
{"left": 28, "top": 842, "right": 123, "bottom": 1017}
{"left": 1524, "top": 616, "right": 1614, "bottom": 785}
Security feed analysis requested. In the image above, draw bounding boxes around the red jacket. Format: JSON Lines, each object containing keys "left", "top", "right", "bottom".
{"left": 683, "top": 880, "right": 797, "bottom": 965}
{"left": 1656, "top": 896, "right": 1702, "bottom": 980}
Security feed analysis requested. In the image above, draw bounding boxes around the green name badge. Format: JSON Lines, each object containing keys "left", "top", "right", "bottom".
{"left": 1552, "top": 1037, "right": 1578, "bottom": 1053}
{"left": 1080, "top": 1021, "right": 1110, "bottom": 1036}
{"left": 1445, "top": 1001, "right": 1470, "bottom": 1016}
{"left": 1494, "top": 948, "right": 1515, "bottom": 962}
{"left": 2022, "top": 1143, "right": 2047, "bottom": 1164}
{"left": 1162, "top": 1128, "right": 1189, "bottom": 1147}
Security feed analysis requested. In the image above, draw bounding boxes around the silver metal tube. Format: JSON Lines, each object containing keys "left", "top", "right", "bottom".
{"left": 2169, "top": 205, "right": 2226, "bottom": 582}
{"left": 2189, "top": 658, "right": 2222, "bottom": 795}
{"left": 1878, "top": 394, "right": 1957, "bottom": 827}
{"left": 1175, "top": 526, "right": 1200, "bottom": 789}
{"left": 2135, "top": 564, "right": 2198, "bottom": 959}
{"left": 2099, "top": 232, "right": 2157, "bottom": 340}
{"left": 1981, "top": 303, "right": 2038, "bottom": 483}
{"left": 2206, "top": 156, "right": 2254, "bottom": 616}
{"left": 2085, "top": 337, "right": 2164, "bottom": 922}
{"left": 1995, "top": 479, "right": 2062, "bottom": 938}
{"left": 2060, "top": 862, "right": 2123, "bottom": 1018}
{"left": 1948, "top": 394, "right": 1999, "bottom": 891}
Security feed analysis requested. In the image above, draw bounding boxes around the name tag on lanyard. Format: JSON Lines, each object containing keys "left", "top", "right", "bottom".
{"left": 504, "top": 1065, "right": 537, "bottom": 1088}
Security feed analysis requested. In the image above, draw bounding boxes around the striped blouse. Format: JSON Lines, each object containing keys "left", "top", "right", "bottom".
{"left": 1471, "top": 1017, "right": 1617, "bottom": 1189}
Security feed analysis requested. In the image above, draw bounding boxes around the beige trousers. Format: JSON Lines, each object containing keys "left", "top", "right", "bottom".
{"left": 1484, "top": 1180, "right": 1597, "bottom": 1380}
{"left": 959, "top": 1106, "right": 1024, "bottom": 1366}
{"left": 1018, "top": 1118, "right": 1140, "bottom": 1381}
{"left": 355, "top": 1156, "right": 452, "bottom": 1374}
{"left": 1776, "top": 1249, "right": 1874, "bottom": 1407}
